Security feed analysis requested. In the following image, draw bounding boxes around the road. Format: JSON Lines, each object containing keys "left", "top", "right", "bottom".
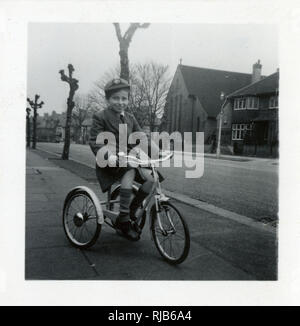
{"left": 37, "top": 142, "right": 278, "bottom": 221}
{"left": 26, "top": 149, "right": 277, "bottom": 280}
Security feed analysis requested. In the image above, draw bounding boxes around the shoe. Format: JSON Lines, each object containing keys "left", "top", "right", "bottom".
{"left": 130, "top": 217, "right": 142, "bottom": 235}
{"left": 115, "top": 217, "right": 140, "bottom": 242}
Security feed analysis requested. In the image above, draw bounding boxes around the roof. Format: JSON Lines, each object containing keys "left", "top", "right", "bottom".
{"left": 179, "top": 65, "right": 252, "bottom": 118}
{"left": 228, "top": 71, "right": 279, "bottom": 98}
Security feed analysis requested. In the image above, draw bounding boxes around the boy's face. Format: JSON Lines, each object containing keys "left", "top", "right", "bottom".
{"left": 107, "top": 89, "right": 129, "bottom": 114}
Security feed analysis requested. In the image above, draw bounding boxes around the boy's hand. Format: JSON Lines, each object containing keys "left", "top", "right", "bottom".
{"left": 108, "top": 154, "right": 118, "bottom": 166}
{"left": 159, "top": 150, "right": 173, "bottom": 159}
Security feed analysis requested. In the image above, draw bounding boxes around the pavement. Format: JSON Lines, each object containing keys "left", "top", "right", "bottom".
{"left": 25, "top": 148, "right": 278, "bottom": 280}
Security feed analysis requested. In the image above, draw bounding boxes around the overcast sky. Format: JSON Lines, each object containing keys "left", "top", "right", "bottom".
{"left": 27, "top": 23, "right": 278, "bottom": 115}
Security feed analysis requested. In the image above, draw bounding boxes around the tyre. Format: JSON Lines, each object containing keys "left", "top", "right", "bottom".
{"left": 63, "top": 189, "right": 101, "bottom": 249}
{"left": 151, "top": 201, "right": 190, "bottom": 265}
{"left": 110, "top": 185, "right": 147, "bottom": 231}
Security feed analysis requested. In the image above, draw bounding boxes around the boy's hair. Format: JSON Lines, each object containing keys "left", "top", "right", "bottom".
{"left": 104, "top": 78, "right": 130, "bottom": 99}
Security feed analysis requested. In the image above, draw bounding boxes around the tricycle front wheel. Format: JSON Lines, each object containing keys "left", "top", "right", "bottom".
{"left": 151, "top": 202, "right": 190, "bottom": 265}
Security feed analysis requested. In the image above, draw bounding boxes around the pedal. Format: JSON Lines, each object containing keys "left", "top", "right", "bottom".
{"left": 103, "top": 210, "right": 119, "bottom": 224}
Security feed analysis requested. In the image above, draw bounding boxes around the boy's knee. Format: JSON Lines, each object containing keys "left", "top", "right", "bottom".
{"left": 121, "top": 168, "right": 136, "bottom": 188}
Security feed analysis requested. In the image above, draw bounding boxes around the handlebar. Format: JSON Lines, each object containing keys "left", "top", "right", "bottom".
{"left": 118, "top": 151, "right": 174, "bottom": 166}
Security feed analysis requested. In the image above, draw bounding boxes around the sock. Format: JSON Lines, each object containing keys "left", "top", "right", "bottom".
{"left": 130, "top": 181, "right": 153, "bottom": 219}
{"left": 118, "top": 188, "right": 133, "bottom": 223}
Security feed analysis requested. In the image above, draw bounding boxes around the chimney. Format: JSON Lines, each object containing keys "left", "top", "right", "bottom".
{"left": 252, "top": 59, "right": 262, "bottom": 83}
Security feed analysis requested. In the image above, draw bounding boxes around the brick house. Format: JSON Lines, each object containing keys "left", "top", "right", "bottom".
{"left": 218, "top": 69, "right": 279, "bottom": 157}
{"left": 36, "top": 113, "right": 60, "bottom": 142}
{"left": 164, "top": 64, "right": 254, "bottom": 144}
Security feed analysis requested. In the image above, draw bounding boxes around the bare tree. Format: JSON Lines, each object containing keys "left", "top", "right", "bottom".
{"left": 59, "top": 64, "right": 79, "bottom": 160}
{"left": 113, "top": 23, "right": 150, "bottom": 81}
{"left": 72, "top": 95, "right": 95, "bottom": 144}
{"left": 26, "top": 107, "right": 31, "bottom": 148}
{"left": 134, "top": 62, "right": 170, "bottom": 131}
{"left": 27, "top": 95, "right": 44, "bottom": 149}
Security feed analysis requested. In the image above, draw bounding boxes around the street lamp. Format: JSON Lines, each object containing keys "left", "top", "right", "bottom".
{"left": 216, "top": 91, "right": 227, "bottom": 159}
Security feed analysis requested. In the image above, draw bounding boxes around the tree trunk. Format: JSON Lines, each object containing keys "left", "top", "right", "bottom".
{"left": 119, "top": 44, "right": 130, "bottom": 81}
{"left": 26, "top": 116, "right": 30, "bottom": 148}
{"left": 32, "top": 110, "right": 37, "bottom": 149}
{"left": 62, "top": 96, "right": 75, "bottom": 160}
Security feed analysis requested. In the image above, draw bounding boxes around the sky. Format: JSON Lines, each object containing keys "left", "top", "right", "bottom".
{"left": 27, "top": 23, "right": 278, "bottom": 115}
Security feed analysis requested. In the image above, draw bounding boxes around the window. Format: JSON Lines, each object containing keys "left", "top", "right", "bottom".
{"left": 232, "top": 124, "right": 252, "bottom": 140}
{"left": 247, "top": 97, "right": 259, "bottom": 109}
{"left": 234, "top": 97, "right": 259, "bottom": 110}
{"left": 269, "top": 95, "right": 278, "bottom": 109}
{"left": 234, "top": 98, "right": 247, "bottom": 110}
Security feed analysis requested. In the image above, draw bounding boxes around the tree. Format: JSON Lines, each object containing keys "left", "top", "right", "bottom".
{"left": 27, "top": 95, "right": 44, "bottom": 149}
{"left": 113, "top": 23, "right": 150, "bottom": 81}
{"left": 133, "top": 62, "right": 170, "bottom": 132}
{"left": 26, "top": 107, "right": 31, "bottom": 148}
{"left": 59, "top": 64, "right": 79, "bottom": 160}
{"left": 72, "top": 94, "right": 95, "bottom": 144}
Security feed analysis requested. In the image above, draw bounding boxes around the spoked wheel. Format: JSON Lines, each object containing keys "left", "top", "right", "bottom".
{"left": 110, "top": 185, "right": 147, "bottom": 231}
{"left": 63, "top": 189, "right": 101, "bottom": 249}
{"left": 151, "top": 201, "right": 190, "bottom": 265}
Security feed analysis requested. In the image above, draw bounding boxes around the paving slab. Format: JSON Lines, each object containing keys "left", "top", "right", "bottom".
{"left": 25, "top": 247, "right": 97, "bottom": 280}
{"left": 25, "top": 225, "right": 67, "bottom": 249}
{"left": 26, "top": 210, "right": 61, "bottom": 228}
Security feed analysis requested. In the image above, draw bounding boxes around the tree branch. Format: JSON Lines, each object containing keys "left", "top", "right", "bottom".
{"left": 113, "top": 23, "right": 123, "bottom": 42}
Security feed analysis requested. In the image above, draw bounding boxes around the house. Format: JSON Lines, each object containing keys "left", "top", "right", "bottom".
{"left": 36, "top": 113, "right": 60, "bottom": 142}
{"left": 219, "top": 69, "right": 279, "bottom": 157}
{"left": 55, "top": 112, "right": 77, "bottom": 143}
{"left": 164, "top": 63, "right": 259, "bottom": 143}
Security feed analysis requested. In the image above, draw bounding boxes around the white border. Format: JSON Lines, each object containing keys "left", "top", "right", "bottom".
{"left": 1, "top": 0, "right": 300, "bottom": 306}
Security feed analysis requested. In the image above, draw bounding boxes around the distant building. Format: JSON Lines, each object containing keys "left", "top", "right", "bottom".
{"left": 36, "top": 112, "right": 60, "bottom": 142}
{"left": 164, "top": 63, "right": 257, "bottom": 143}
{"left": 219, "top": 70, "right": 279, "bottom": 157}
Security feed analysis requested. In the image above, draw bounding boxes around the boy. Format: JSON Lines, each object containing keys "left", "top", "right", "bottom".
{"left": 89, "top": 78, "right": 159, "bottom": 241}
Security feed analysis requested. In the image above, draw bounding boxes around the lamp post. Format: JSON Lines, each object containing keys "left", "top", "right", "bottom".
{"left": 27, "top": 95, "right": 44, "bottom": 149}
{"left": 26, "top": 107, "right": 31, "bottom": 148}
{"left": 216, "top": 91, "right": 227, "bottom": 159}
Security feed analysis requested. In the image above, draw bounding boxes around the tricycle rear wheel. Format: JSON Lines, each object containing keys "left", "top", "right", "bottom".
{"left": 63, "top": 189, "right": 101, "bottom": 249}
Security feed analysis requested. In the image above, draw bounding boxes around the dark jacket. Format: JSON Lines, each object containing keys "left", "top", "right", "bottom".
{"left": 89, "top": 108, "right": 143, "bottom": 192}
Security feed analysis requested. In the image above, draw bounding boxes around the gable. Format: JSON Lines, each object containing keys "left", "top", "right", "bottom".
{"left": 228, "top": 72, "right": 279, "bottom": 98}
{"left": 179, "top": 65, "right": 252, "bottom": 118}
